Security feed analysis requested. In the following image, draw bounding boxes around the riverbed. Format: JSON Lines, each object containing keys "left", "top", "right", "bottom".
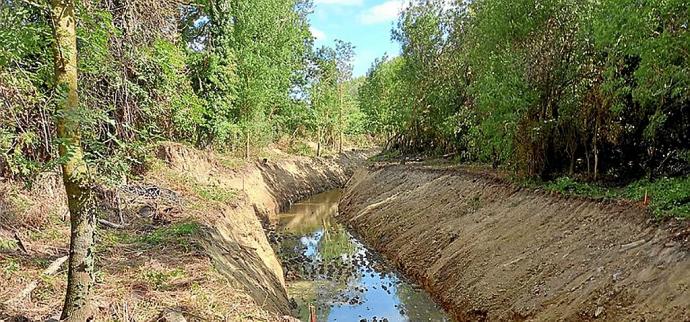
{"left": 273, "top": 190, "right": 450, "bottom": 322}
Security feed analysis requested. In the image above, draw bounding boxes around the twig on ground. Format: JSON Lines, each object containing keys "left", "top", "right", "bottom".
{"left": 3, "top": 255, "right": 68, "bottom": 305}
{"left": 14, "top": 231, "right": 29, "bottom": 254}
{"left": 99, "top": 218, "right": 126, "bottom": 229}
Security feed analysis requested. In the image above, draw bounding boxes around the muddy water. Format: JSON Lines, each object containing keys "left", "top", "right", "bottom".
{"left": 274, "top": 190, "right": 450, "bottom": 322}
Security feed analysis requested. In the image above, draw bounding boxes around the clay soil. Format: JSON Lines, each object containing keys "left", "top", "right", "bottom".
{"left": 338, "top": 163, "right": 690, "bottom": 321}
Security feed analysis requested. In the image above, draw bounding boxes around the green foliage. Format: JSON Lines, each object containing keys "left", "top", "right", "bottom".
{"left": 533, "top": 175, "right": 690, "bottom": 218}
{"left": 540, "top": 177, "right": 612, "bottom": 198}
{"left": 288, "top": 142, "right": 317, "bottom": 157}
{"left": 2, "top": 0, "right": 366, "bottom": 185}
{"left": 142, "top": 268, "right": 185, "bottom": 290}
{"left": 361, "top": 0, "right": 689, "bottom": 190}
{"left": 0, "top": 238, "right": 18, "bottom": 251}
{"left": 2, "top": 259, "right": 20, "bottom": 278}
{"left": 194, "top": 185, "right": 237, "bottom": 203}
{"left": 623, "top": 177, "right": 690, "bottom": 218}
{"left": 143, "top": 221, "right": 201, "bottom": 247}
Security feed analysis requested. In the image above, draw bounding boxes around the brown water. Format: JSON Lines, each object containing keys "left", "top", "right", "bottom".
{"left": 274, "top": 190, "right": 450, "bottom": 322}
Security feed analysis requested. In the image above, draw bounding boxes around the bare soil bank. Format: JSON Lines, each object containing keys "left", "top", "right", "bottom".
{"left": 338, "top": 164, "right": 690, "bottom": 321}
{"left": 0, "top": 143, "right": 368, "bottom": 320}
{"left": 157, "top": 143, "right": 369, "bottom": 315}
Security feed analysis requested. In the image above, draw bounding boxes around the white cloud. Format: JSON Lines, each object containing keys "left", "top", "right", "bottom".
{"left": 359, "top": 0, "right": 408, "bottom": 25}
{"left": 314, "top": 0, "right": 364, "bottom": 6}
{"left": 310, "top": 27, "right": 327, "bottom": 41}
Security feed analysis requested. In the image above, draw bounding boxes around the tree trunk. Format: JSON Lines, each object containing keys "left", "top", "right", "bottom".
{"left": 338, "top": 85, "right": 343, "bottom": 154}
{"left": 594, "top": 146, "right": 599, "bottom": 181}
{"left": 51, "top": 0, "right": 97, "bottom": 320}
{"left": 317, "top": 129, "right": 322, "bottom": 157}
{"left": 244, "top": 131, "right": 250, "bottom": 160}
{"left": 593, "top": 119, "right": 600, "bottom": 181}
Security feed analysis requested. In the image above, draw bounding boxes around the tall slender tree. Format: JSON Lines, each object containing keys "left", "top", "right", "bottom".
{"left": 50, "top": 0, "right": 96, "bottom": 320}
{"left": 334, "top": 40, "right": 354, "bottom": 153}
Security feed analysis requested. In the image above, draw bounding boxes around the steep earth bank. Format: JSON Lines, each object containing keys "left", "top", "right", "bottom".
{"left": 156, "top": 143, "right": 369, "bottom": 315}
{"left": 338, "top": 164, "right": 689, "bottom": 321}
{"left": 0, "top": 143, "right": 367, "bottom": 321}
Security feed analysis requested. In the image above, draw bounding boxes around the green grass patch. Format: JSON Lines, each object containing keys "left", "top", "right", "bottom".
{"left": 0, "top": 238, "right": 18, "bottom": 251}
{"left": 287, "top": 142, "right": 316, "bottom": 157}
{"left": 540, "top": 177, "right": 615, "bottom": 198}
{"left": 2, "top": 258, "right": 20, "bottom": 278}
{"left": 142, "top": 221, "right": 201, "bottom": 249}
{"left": 193, "top": 185, "right": 237, "bottom": 203}
{"left": 528, "top": 176, "right": 690, "bottom": 219}
{"left": 622, "top": 177, "right": 690, "bottom": 218}
{"left": 370, "top": 149, "right": 401, "bottom": 162}
{"left": 142, "top": 267, "right": 185, "bottom": 290}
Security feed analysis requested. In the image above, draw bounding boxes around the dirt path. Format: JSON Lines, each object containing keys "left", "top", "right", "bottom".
{"left": 338, "top": 164, "right": 690, "bottom": 321}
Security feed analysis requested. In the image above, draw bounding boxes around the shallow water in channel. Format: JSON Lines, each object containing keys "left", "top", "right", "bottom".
{"left": 274, "top": 190, "right": 450, "bottom": 322}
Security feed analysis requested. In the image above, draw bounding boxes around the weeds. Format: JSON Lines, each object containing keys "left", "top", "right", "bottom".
{"left": 142, "top": 268, "right": 185, "bottom": 290}
{"left": 288, "top": 142, "right": 316, "bottom": 157}
{"left": 194, "top": 185, "right": 237, "bottom": 203}
{"left": 622, "top": 177, "right": 690, "bottom": 218}
{"left": 529, "top": 176, "right": 690, "bottom": 218}
{"left": 2, "top": 259, "right": 20, "bottom": 278}
{"left": 0, "top": 238, "right": 18, "bottom": 251}
{"left": 142, "top": 221, "right": 201, "bottom": 249}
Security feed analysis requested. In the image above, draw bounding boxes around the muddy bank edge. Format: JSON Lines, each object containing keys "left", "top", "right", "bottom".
{"left": 338, "top": 164, "right": 689, "bottom": 321}
{"left": 157, "top": 143, "right": 370, "bottom": 316}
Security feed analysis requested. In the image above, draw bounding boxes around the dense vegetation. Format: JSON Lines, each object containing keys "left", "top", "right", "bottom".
{"left": 2, "top": 0, "right": 686, "bottom": 319}
{"left": 360, "top": 0, "right": 689, "bottom": 216}
{"left": 0, "top": 0, "right": 363, "bottom": 185}
{"left": 362, "top": 0, "right": 689, "bottom": 179}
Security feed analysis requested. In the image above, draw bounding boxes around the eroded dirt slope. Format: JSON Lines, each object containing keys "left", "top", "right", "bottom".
{"left": 156, "top": 143, "right": 369, "bottom": 315}
{"left": 338, "top": 164, "right": 690, "bottom": 321}
{"left": 0, "top": 143, "right": 367, "bottom": 321}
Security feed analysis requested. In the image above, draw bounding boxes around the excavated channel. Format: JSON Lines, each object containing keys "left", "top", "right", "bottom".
{"left": 271, "top": 189, "right": 450, "bottom": 322}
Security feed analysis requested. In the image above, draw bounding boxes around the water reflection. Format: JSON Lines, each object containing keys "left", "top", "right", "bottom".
{"left": 275, "top": 190, "right": 450, "bottom": 322}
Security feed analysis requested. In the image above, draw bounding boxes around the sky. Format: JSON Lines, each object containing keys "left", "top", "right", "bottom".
{"left": 309, "top": 0, "right": 406, "bottom": 77}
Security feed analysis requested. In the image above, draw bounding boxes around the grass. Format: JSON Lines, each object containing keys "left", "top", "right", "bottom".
{"left": 2, "top": 258, "right": 21, "bottom": 278}
{"left": 194, "top": 185, "right": 237, "bottom": 203}
{"left": 528, "top": 176, "right": 690, "bottom": 219}
{"left": 142, "top": 267, "right": 185, "bottom": 290}
{"left": 622, "top": 177, "right": 690, "bottom": 218}
{"left": 0, "top": 237, "right": 18, "bottom": 251}
{"left": 287, "top": 142, "right": 316, "bottom": 157}
{"left": 151, "top": 158, "right": 238, "bottom": 204}
{"left": 370, "top": 149, "right": 401, "bottom": 162}
{"left": 142, "top": 221, "right": 201, "bottom": 249}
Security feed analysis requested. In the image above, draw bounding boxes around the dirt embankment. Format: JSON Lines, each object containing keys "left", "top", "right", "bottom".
{"left": 0, "top": 143, "right": 367, "bottom": 321}
{"left": 156, "top": 143, "right": 368, "bottom": 315}
{"left": 338, "top": 164, "right": 690, "bottom": 321}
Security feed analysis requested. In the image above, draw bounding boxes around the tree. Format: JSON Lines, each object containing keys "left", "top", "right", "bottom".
{"left": 50, "top": 0, "right": 96, "bottom": 320}
{"left": 334, "top": 40, "right": 355, "bottom": 153}
{"left": 310, "top": 46, "right": 338, "bottom": 156}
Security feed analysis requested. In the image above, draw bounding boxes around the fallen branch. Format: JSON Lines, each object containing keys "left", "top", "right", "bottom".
{"left": 3, "top": 255, "right": 68, "bottom": 305}
{"left": 14, "top": 231, "right": 29, "bottom": 254}
{"left": 98, "top": 218, "right": 125, "bottom": 229}
{"left": 620, "top": 239, "right": 648, "bottom": 252}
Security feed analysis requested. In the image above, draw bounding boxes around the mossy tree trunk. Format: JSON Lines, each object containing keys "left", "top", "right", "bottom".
{"left": 50, "top": 0, "right": 97, "bottom": 320}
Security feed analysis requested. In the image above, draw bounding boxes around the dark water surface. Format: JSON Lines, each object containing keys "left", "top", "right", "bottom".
{"left": 274, "top": 190, "right": 450, "bottom": 322}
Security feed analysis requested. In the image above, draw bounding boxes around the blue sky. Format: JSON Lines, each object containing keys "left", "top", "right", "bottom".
{"left": 309, "top": 0, "right": 406, "bottom": 77}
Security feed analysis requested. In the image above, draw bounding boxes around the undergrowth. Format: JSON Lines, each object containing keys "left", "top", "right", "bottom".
{"left": 529, "top": 176, "right": 690, "bottom": 219}
{"left": 142, "top": 221, "right": 201, "bottom": 247}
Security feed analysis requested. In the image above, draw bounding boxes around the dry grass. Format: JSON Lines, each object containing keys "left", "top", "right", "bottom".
{"left": 1, "top": 152, "right": 285, "bottom": 321}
